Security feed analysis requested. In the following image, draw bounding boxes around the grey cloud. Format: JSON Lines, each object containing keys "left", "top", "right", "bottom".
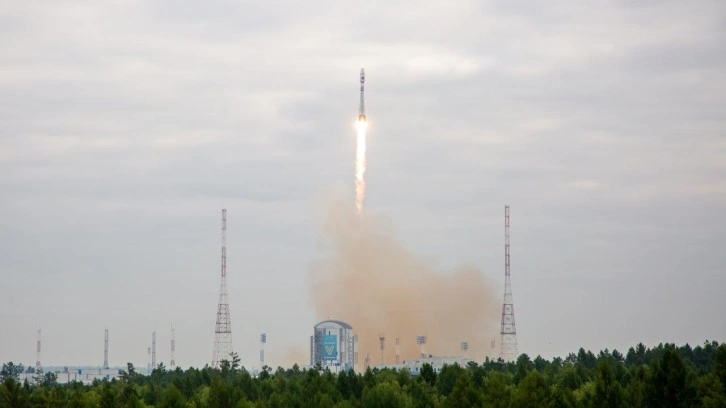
{"left": 1, "top": 0, "right": 725, "bottom": 367}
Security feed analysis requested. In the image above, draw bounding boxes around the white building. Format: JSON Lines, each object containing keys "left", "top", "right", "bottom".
{"left": 19, "top": 368, "right": 121, "bottom": 385}
{"left": 310, "top": 320, "right": 356, "bottom": 372}
{"left": 370, "top": 356, "right": 473, "bottom": 375}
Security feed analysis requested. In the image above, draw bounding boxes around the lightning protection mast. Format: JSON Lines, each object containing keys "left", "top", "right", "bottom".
{"left": 212, "top": 209, "right": 233, "bottom": 368}
{"left": 500, "top": 205, "right": 519, "bottom": 361}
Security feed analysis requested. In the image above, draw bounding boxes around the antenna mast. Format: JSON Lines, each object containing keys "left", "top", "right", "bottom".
{"left": 152, "top": 331, "right": 157, "bottom": 369}
{"left": 36, "top": 329, "right": 41, "bottom": 373}
{"left": 212, "top": 209, "right": 233, "bottom": 368}
{"left": 103, "top": 328, "right": 109, "bottom": 369}
{"left": 260, "top": 333, "right": 267, "bottom": 367}
{"left": 500, "top": 205, "right": 519, "bottom": 361}
{"left": 170, "top": 327, "right": 176, "bottom": 369}
{"left": 417, "top": 335, "right": 427, "bottom": 358}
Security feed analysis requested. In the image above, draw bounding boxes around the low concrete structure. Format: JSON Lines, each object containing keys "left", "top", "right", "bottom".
{"left": 19, "top": 368, "right": 121, "bottom": 385}
{"left": 370, "top": 356, "right": 472, "bottom": 375}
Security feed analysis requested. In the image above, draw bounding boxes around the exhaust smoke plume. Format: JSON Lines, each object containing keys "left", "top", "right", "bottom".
{"left": 309, "top": 201, "right": 499, "bottom": 366}
{"left": 354, "top": 119, "right": 367, "bottom": 213}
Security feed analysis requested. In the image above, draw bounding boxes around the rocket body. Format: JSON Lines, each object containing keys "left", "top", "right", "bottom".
{"left": 358, "top": 68, "right": 366, "bottom": 121}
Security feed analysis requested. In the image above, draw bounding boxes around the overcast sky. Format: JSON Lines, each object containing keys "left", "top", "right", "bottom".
{"left": 1, "top": 0, "right": 725, "bottom": 370}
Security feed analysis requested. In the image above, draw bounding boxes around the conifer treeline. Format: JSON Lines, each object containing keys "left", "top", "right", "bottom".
{"left": 1, "top": 341, "right": 725, "bottom": 407}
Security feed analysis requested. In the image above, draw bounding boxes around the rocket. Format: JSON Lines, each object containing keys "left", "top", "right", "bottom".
{"left": 358, "top": 68, "right": 366, "bottom": 121}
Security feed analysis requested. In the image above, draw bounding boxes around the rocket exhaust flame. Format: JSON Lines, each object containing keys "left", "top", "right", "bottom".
{"left": 355, "top": 68, "right": 367, "bottom": 213}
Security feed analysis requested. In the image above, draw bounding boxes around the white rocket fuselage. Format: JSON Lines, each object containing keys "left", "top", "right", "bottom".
{"left": 358, "top": 68, "right": 366, "bottom": 121}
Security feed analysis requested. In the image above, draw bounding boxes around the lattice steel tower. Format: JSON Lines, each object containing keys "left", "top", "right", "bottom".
{"left": 500, "top": 205, "right": 518, "bottom": 361}
{"left": 212, "top": 209, "right": 233, "bottom": 368}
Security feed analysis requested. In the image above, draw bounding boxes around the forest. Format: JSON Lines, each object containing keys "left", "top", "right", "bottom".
{"left": 1, "top": 341, "right": 725, "bottom": 407}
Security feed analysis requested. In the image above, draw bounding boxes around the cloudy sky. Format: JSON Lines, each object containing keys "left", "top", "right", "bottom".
{"left": 1, "top": 0, "right": 725, "bottom": 369}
